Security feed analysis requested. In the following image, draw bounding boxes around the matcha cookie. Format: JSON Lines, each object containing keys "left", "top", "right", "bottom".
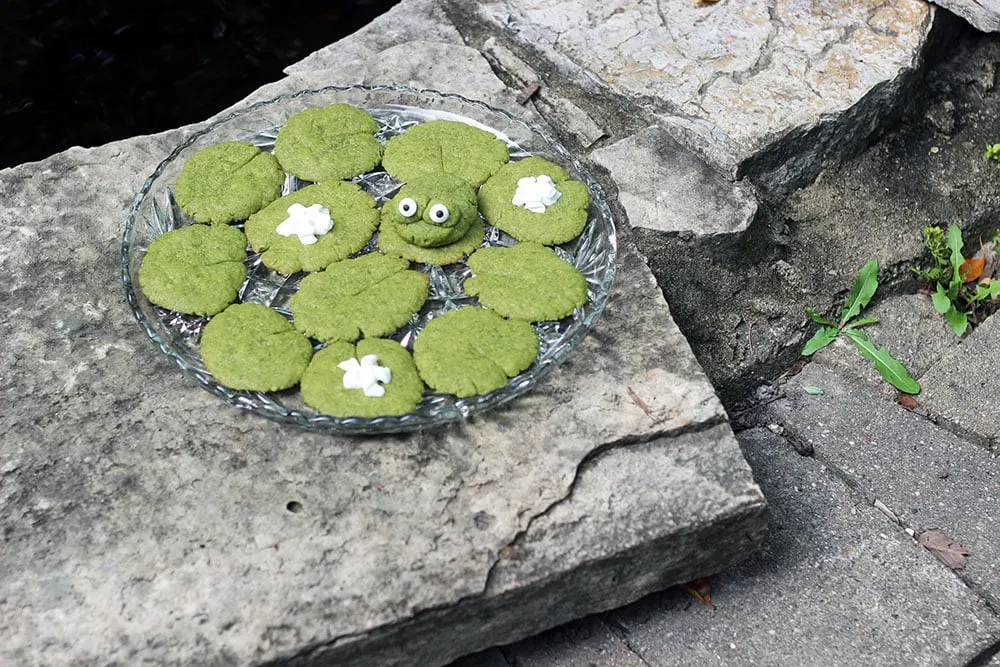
{"left": 200, "top": 302, "right": 313, "bottom": 392}
{"left": 465, "top": 242, "right": 588, "bottom": 321}
{"left": 381, "top": 119, "right": 510, "bottom": 187}
{"left": 378, "top": 217, "right": 484, "bottom": 266}
{"left": 377, "top": 173, "right": 485, "bottom": 265}
{"left": 274, "top": 104, "right": 382, "bottom": 182}
{"left": 175, "top": 141, "right": 284, "bottom": 224}
{"left": 413, "top": 307, "right": 539, "bottom": 398}
{"left": 478, "top": 156, "right": 590, "bottom": 245}
{"left": 245, "top": 181, "right": 379, "bottom": 274}
{"left": 300, "top": 339, "right": 425, "bottom": 418}
{"left": 291, "top": 253, "right": 429, "bottom": 343}
{"left": 138, "top": 223, "right": 248, "bottom": 316}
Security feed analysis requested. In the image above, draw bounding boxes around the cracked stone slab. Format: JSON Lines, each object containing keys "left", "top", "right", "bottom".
{"left": 458, "top": 427, "right": 1000, "bottom": 665}
{"left": 0, "top": 74, "right": 765, "bottom": 667}
{"left": 446, "top": 0, "right": 937, "bottom": 194}
{"left": 766, "top": 361, "right": 1000, "bottom": 608}
{"left": 919, "top": 313, "right": 1000, "bottom": 449}
{"left": 590, "top": 125, "right": 758, "bottom": 236}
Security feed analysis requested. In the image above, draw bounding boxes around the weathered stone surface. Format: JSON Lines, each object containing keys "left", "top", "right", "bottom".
{"left": 0, "top": 66, "right": 764, "bottom": 667}
{"left": 932, "top": 0, "right": 1000, "bottom": 32}
{"left": 459, "top": 428, "right": 1000, "bottom": 665}
{"left": 481, "top": 37, "right": 607, "bottom": 148}
{"left": 445, "top": 0, "right": 938, "bottom": 194}
{"left": 590, "top": 126, "right": 758, "bottom": 236}
{"left": 766, "top": 361, "right": 1000, "bottom": 606}
{"left": 919, "top": 312, "right": 1000, "bottom": 449}
{"left": 285, "top": 0, "right": 465, "bottom": 73}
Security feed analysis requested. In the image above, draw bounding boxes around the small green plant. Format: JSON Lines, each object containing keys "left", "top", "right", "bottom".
{"left": 802, "top": 259, "right": 920, "bottom": 394}
{"left": 985, "top": 143, "right": 1000, "bottom": 168}
{"left": 914, "top": 224, "right": 1000, "bottom": 336}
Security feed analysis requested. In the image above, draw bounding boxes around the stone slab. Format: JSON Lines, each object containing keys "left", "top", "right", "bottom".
{"left": 444, "top": 0, "right": 937, "bottom": 195}
{"left": 0, "top": 50, "right": 765, "bottom": 667}
{"left": 456, "top": 428, "right": 1000, "bottom": 665}
{"left": 590, "top": 126, "right": 758, "bottom": 236}
{"left": 920, "top": 312, "right": 1000, "bottom": 449}
{"left": 766, "top": 360, "right": 1000, "bottom": 606}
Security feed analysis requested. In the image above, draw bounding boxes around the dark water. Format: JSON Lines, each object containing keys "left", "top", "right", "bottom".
{"left": 1, "top": 0, "right": 401, "bottom": 168}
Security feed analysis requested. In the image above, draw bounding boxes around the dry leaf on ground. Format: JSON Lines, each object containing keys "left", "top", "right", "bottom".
{"left": 960, "top": 256, "right": 986, "bottom": 283}
{"left": 917, "top": 528, "right": 968, "bottom": 569}
{"left": 679, "top": 578, "right": 713, "bottom": 609}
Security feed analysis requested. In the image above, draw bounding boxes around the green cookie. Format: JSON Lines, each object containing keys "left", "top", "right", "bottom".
{"left": 245, "top": 181, "right": 379, "bottom": 274}
{"left": 477, "top": 156, "right": 590, "bottom": 245}
{"left": 300, "top": 339, "right": 425, "bottom": 418}
{"left": 291, "top": 253, "right": 429, "bottom": 343}
{"left": 465, "top": 242, "right": 588, "bottom": 321}
{"left": 200, "top": 303, "right": 313, "bottom": 392}
{"left": 380, "top": 174, "right": 480, "bottom": 248}
{"left": 381, "top": 120, "right": 510, "bottom": 187}
{"left": 175, "top": 141, "right": 285, "bottom": 225}
{"left": 274, "top": 104, "right": 382, "bottom": 182}
{"left": 413, "top": 307, "right": 539, "bottom": 398}
{"left": 377, "top": 217, "right": 484, "bottom": 266}
{"left": 138, "top": 224, "right": 248, "bottom": 316}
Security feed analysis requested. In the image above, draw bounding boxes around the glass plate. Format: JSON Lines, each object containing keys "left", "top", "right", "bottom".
{"left": 121, "top": 84, "right": 617, "bottom": 434}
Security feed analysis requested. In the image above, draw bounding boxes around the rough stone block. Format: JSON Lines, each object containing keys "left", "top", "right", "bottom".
{"left": 445, "top": 0, "right": 939, "bottom": 194}
{"left": 0, "top": 124, "right": 765, "bottom": 666}
{"left": 590, "top": 126, "right": 757, "bottom": 237}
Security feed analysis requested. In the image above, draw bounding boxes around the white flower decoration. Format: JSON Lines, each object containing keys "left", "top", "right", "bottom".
{"left": 337, "top": 354, "right": 392, "bottom": 397}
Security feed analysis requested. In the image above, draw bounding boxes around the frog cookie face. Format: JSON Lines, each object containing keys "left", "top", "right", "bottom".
{"left": 381, "top": 174, "right": 480, "bottom": 248}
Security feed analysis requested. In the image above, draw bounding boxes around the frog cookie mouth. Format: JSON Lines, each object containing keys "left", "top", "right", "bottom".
{"left": 380, "top": 174, "right": 480, "bottom": 248}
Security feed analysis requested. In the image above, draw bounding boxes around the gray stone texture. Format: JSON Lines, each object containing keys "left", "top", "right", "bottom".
{"left": 445, "top": 0, "right": 939, "bottom": 194}
{"left": 590, "top": 126, "right": 758, "bottom": 236}
{"left": 0, "top": 21, "right": 765, "bottom": 666}
{"left": 767, "top": 360, "right": 1000, "bottom": 607}
{"left": 459, "top": 428, "right": 1000, "bottom": 665}
{"left": 932, "top": 0, "right": 1000, "bottom": 32}
{"left": 920, "top": 311, "right": 1000, "bottom": 449}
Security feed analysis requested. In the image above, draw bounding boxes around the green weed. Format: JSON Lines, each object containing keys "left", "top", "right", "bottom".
{"left": 802, "top": 259, "right": 920, "bottom": 394}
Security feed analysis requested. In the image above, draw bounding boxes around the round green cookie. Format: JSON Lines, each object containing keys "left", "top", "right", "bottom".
{"left": 200, "top": 303, "right": 313, "bottom": 392}
{"left": 381, "top": 120, "right": 510, "bottom": 187}
{"left": 413, "top": 307, "right": 539, "bottom": 398}
{"left": 477, "top": 156, "right": 590, "bottom": 245}
{"left": 290, "top": 253, "right": 429, "bottom": 343}
{"left": 245, "top": 181, "right": 379, "bottom": 274}
{"left": 300, "top": 339, "right": 425, "bottom": 418}
{"left": 138, "top": 224, "right": 248, "bottom": 316}
{"left": 380, "top": 174, "right": 480, "bottom": 247}
{"left": 465, "top": 242, "right": 588, "bottom": 321}
{"left": 378, "top": 217, "right": 484, "bottom": 266}
{"left": 175, "top": 141, "right": 284, "bottom": 225}
{"left": 274, "top": 104, "right": 382, "bottom": 182}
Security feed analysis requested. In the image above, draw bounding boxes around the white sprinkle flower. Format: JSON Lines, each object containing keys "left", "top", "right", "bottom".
{"left": 338, "top": 354, "right": 392, "bottom": 397}
{"left": 275, "top": 202, "right": 333, "bottom": 245}
{"left": 511, "top": 175, "right": 562, "bottom": 213}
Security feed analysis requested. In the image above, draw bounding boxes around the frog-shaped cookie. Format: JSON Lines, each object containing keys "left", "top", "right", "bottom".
{"left": 377, "top": 173, "right": 485, "bottom": 265}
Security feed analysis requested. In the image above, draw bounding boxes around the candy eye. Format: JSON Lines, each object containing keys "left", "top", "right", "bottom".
{"left": 398, "top": 197, "right": 418, "bottom": 218}
{"left": 428, "top": 203, "right": 450, "bottom": 224}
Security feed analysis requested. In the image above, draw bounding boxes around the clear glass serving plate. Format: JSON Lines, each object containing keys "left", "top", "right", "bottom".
{"left": 121, "top": 84, "right": 617, "bottom": 434}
